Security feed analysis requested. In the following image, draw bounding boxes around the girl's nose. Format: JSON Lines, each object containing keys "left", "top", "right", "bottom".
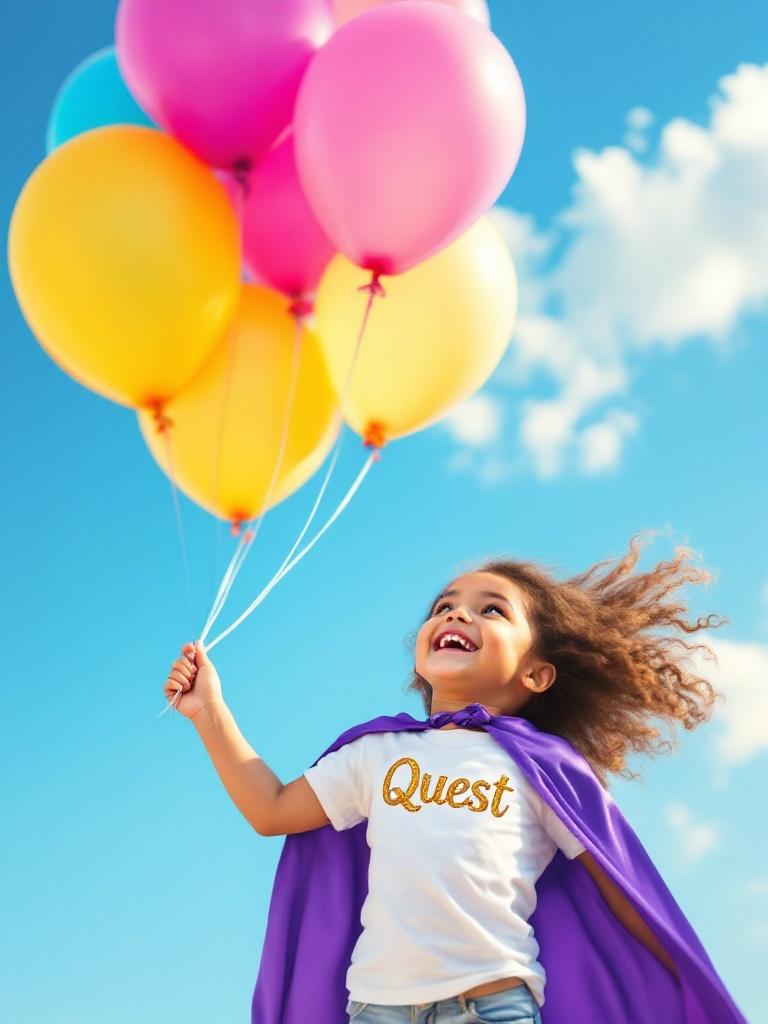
{"left": 447, "top": 608, "right": 471, "bottom": 622}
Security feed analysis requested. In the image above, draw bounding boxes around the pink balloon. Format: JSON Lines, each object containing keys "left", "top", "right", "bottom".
{"left": 220, "top": 135, "right": 335, "bottom": 301}
{"left": 333, "top": 0, "right": 490, "bottom": 27}
{"left": 115, "top": 0, "right": 334, "bottom": 170}
{"left": 294, "top": 1, "right": 525, "bottom": 276}
{"left": 243, "top": 136, "right": 335, "bottom": 300}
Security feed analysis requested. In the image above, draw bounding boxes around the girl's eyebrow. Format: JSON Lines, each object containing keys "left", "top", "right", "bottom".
{"left": 433, "top": 589, "right": 514, "bottom": 608}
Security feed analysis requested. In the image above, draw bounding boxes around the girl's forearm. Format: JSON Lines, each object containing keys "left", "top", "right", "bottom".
{"left": 607, "top": 891, "right": 680, "bottom": 978}
{"left": 577, "top": 852, "right": 680, "bottom": 980}
{"left": 193, "top": 702, "right": 283, "bottom": 835}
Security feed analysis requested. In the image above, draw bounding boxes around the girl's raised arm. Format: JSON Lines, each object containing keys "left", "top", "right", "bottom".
{"left": 194, "top": 703, "right": 331, "bottom": 836}
{"left": 164, "top": 641, "right": 330, "bottom": 837}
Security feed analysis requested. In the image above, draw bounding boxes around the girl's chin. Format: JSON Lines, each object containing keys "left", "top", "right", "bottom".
{"left": 428, "top": 649, "right": 478, "bottom": 660}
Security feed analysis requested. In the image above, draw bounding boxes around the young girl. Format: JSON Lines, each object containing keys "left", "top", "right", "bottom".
{"left": 164, "top": 532, "right": 746, "bottom": 1024}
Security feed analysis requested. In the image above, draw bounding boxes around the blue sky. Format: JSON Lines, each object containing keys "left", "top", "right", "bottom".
{"left": 1, "top": 2, "right": 766, "bottom": 1022}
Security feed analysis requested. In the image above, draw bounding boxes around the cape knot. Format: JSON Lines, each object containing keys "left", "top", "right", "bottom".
{"left": 428, "top": 702, "right": 494, "bottom": 730}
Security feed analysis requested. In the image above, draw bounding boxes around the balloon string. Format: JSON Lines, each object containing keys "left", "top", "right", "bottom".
{"left": 198, "top": 303, "right": 305, "bottom": 644}
{"left": 158, "top": 450, "right": 379, "bottom": 716}
{"left": 201, "top": 527, "right": 251, "bottom": 642}
{"left": 160, "top": 271, "right": 384, "bottom": 715}
{"left": 211, "top": 170, "right": 248, "bottom": 595}
{"left": 202, "top": 271, "right": 384, "bottom": 652}
{"left": 206, "top": 449, "right": 379, "bottom": 652}
{"left": 210, "top": 325, "right": 239, "bottom": 594}
{"left": 153, "top": 405, "right": 197, "bottom": 637}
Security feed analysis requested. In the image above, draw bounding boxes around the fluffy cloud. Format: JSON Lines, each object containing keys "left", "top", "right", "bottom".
{"left": 442, "top": 63, "right": 768, "bottom": 482}
{"left": 691, "top": 636, "right": 768, "bottom": 765}
{"left": 664, "top": 801, "right": 719, "bottom": 864}
{"left": 624, "top": 106, "right": 655, "bottom": 154}
{"left": 443, "top": 393, "right": 503, "bottom": 447}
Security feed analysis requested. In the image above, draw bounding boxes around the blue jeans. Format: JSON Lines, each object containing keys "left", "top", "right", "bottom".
{"left": 346, "top": 982, "right": 542, "bottom": 1023}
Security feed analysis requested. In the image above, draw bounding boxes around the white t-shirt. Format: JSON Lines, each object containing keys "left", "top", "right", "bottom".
{"left": 303, "top": 726, "right": 586, "bottom": 1008}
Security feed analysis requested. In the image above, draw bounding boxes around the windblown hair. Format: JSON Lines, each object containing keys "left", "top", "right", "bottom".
{"left": 405, "top": 530, "right": 727, "bottom": 788}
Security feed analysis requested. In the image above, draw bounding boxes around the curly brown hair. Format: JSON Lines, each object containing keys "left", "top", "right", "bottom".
{"left": 405, "top": 530, "right": 728, "bottom": 788}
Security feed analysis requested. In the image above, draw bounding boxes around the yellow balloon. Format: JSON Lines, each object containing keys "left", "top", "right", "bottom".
{"left": 8, "top": 125, "right": 240, "bottom": 409}
{"left": 314, "top": 215, "right": 517, "bottom": 446}
{"left": 138, "top": 285, "right": 339, "bottom": 524}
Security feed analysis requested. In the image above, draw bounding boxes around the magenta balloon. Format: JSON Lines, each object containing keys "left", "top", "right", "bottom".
{"left": 333, "top": 0, "right": 490, "bottom": 27}
{"left": 240, "top": 135, "right": 335, "bottom": 299}
{"left": 115, "top": 0, "right": 334, "bottom": 170}
{"left": 294, "top": 2, "right": 525, "bottom": 275}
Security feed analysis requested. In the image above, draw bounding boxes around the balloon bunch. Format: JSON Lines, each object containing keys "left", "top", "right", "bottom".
{"left": 7, "top": 0, "right": 525, "bottom": 660}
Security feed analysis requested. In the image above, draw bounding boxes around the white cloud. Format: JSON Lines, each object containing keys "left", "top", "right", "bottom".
{"left": 626, "top": 106, "right": 655, "bottom": 132}
{"left": 664, "top": 801, "right": 719, "bottom": 864}
{"left": 443, "top": 393, "right": 503, "bottom": 447}
{"left": 691, "top": 636, "right": 768, "bottom": 765}
{"left": 624, "top": 107, "right": 655, "bottom": 155}
{"left": 745, "top": 875, "right": 768, "bottom": 896}
{"left": 445, "top": 63, "right": 768, "bottom": 482}
{"left": 577, "top": 410, "right": 640, "bottom": 474}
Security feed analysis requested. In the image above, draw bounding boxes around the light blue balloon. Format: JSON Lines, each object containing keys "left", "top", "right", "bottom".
{"left": 46, "top": 45, "right": 156, "bottom": 153}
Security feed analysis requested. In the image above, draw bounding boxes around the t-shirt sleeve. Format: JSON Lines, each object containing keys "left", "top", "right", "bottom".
{"left": 303, "top": 736, "right": 369, "bottom": 831}
{"left": 533, "top": 792, "right": 587, "bottom": 860}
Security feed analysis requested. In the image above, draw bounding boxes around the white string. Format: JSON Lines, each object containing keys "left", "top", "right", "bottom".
{"left": 206, "top": 449, "right": 378, "bottom": 652}
{"left": 158, "top": 410, "right": 197, "bottom": 636}
{"left": 198, "top": 306, "right": 304, "bottom": 644}
{"left": 211, "top": 168, "right": 248, "bottom": 594}
{"left": 159, "top": 273, "right": 384, "bottom": 715}
{"left": 157, "top": 447, "right": 378, "bottom": 717}
{"left": 198, "top": 274, "right": 382, "bottom": 645}
{"left": 200, "top": 528, "right": 250, "bottom": 640}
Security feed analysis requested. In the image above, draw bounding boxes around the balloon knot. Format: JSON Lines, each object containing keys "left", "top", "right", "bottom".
{"left": 363, "top": 421, "right": 387, "bottom": 453}
{"left": 357, "top": 271, "right": 387, "bottom": 299}
{"left": 232, "top": 158, "right": 252, "bottom": 196}
{"left": 148, "top": 400, "right": 174, "bottom": 434}
{"left": 230, "top": 520, "right": 243, "bottom": 537}
{"left": 288, "top": 297, "right": 314, "bottom": 320}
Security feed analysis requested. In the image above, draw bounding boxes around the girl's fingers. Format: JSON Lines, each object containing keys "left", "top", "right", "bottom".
{"left": 165, "top": 645, "right": 199, "bottom": 703}
{"left": 173, "top": 659, "right": 195, "bottom": 680}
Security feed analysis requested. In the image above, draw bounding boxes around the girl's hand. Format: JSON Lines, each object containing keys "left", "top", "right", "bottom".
{"left": 163, "top": 640, "right": 223, "bottom": 721}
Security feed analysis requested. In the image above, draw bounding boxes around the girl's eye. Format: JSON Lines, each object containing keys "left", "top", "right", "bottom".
{"left": 432, "top": 601, "right": 506, "bottom": 617}
{"left": 484, "top": 603, "right": 506, "bottom": 615}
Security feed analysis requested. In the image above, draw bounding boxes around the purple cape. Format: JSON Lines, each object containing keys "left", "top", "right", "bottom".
{"left": 252, "top": 709, "right": 746, "bottom": 1023}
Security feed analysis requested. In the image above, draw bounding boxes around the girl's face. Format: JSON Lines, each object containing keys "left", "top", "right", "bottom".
{"left": 414, "top": 571, "right": 555, "bottom": 716}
